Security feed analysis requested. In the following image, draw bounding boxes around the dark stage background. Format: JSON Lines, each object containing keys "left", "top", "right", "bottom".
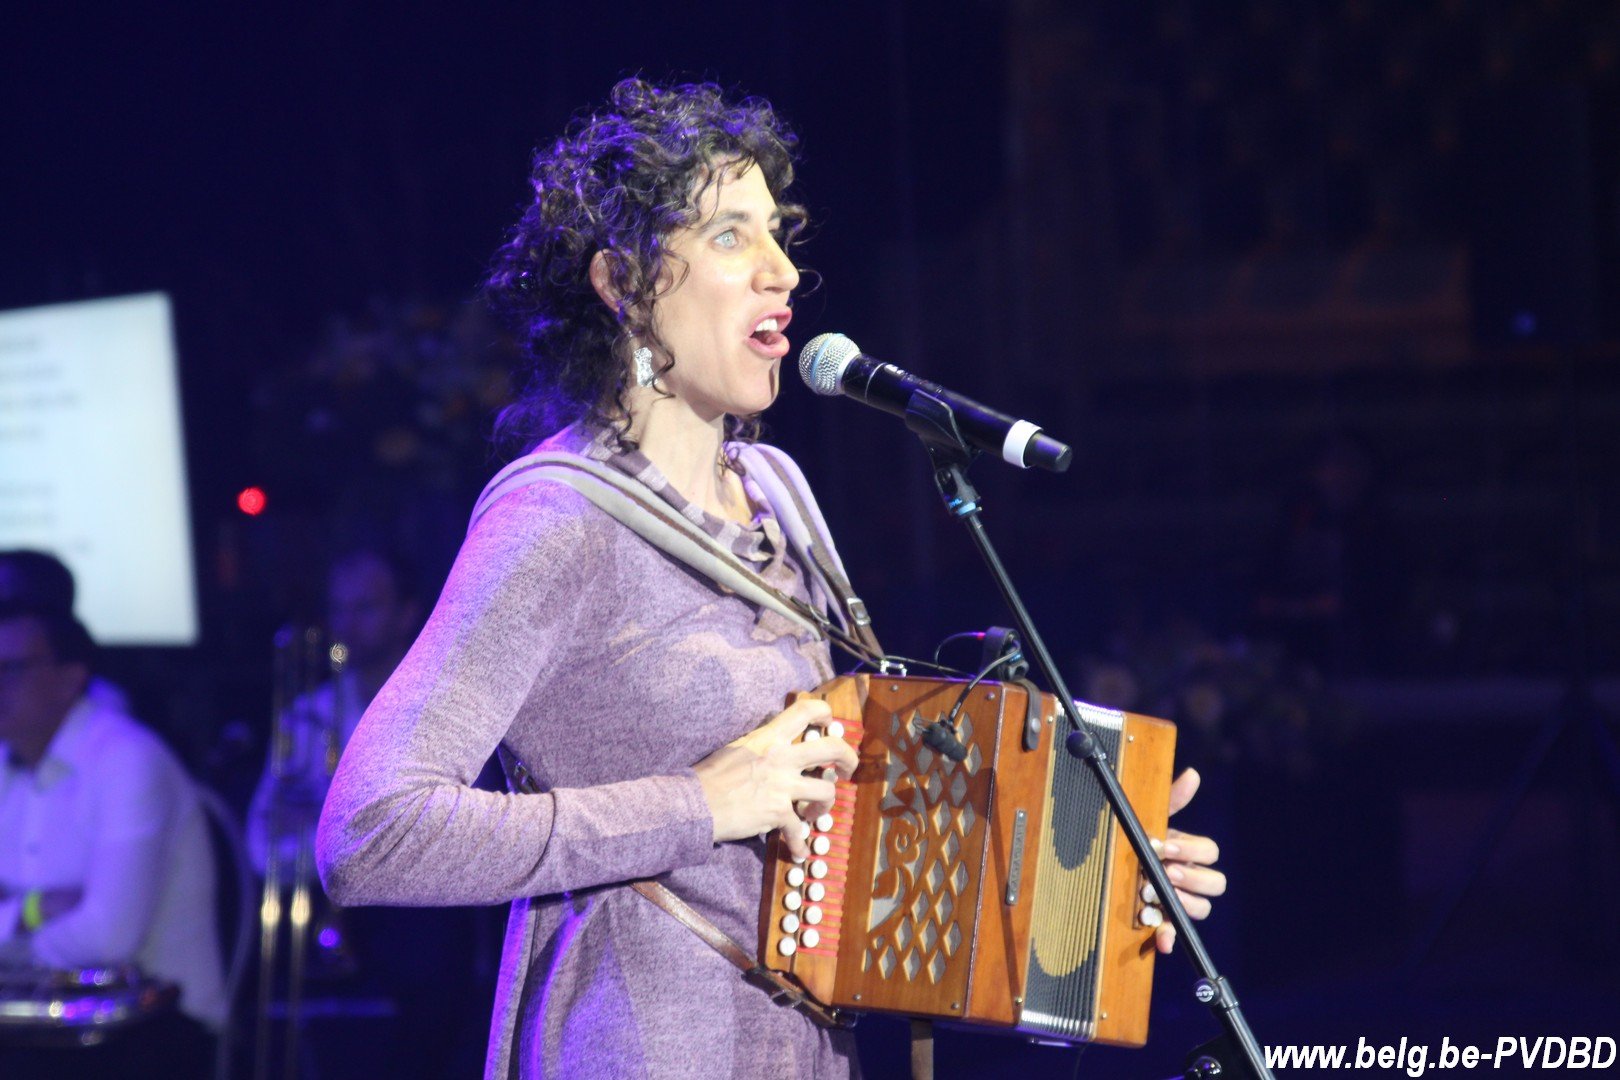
{"left": 5, "top": 1, "right": 1619, "bottom": 1076}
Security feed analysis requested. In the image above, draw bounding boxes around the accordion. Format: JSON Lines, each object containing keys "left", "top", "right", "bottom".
{"left": 761, "top": 674, "right": 1176, "bottom": 1046}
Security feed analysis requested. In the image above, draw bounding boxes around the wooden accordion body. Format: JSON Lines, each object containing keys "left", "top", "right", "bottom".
{"left": 762, "top": 675, "right": 1176, "bottom": 1046}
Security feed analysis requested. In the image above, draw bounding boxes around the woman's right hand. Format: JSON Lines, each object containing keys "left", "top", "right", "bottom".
{"left": 693, "top": 698, "right": 859, "bottom": 861}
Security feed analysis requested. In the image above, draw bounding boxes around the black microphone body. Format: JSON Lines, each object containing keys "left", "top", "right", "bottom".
{"left": 800, "top": 335, "right": 1072, "bottom": 472}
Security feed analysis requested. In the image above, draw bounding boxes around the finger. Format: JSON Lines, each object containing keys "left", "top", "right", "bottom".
{"left": 790, "top": 775, "right": 838, "bottom": 806}
{"left": 792, "top": 797, "right": 835, "bottom": 828}
{"left": 1163, "top": 830, "right": 1220, "bottom": 866}
{"left": 775, "top": 810, "right": 815, "bottom": 861}
{"left": 1166, "top": 864, "right": 1227, "bottom": 898}
{"left": 772, "top": 698, "right": 832, "bottom": 738}
{"left": 781, "top": 825, "right": 810, "bottom": 862}
{"left": 786, "top": 735, "right": 859, "bottom": 777}
{"left": 1155, "top": 923, "right": 1177, "bottom": 955}
{"left": 1167, "top": 767, "right": 1201, "bottom": 817}
{"left": 1173, "top": 888, "right": 1212, "bottom": 920}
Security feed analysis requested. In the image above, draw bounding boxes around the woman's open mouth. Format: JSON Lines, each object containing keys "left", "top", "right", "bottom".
{"left": 746, "top": 313, "right": 792, "bottom": 359}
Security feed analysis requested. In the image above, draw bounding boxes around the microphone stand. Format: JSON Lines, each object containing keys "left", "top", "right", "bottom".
{"left": 902, "top": 391, "right": 1274, "bottom": 1080}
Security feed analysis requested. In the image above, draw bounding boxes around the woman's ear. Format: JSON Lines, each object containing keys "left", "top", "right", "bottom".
{"left": 588, "top": 250, "right": 621, "bottom": 311}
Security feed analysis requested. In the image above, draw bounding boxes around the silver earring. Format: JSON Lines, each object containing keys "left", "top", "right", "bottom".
{"left": 633, "top": 346, "right": 656, "bottom": 388}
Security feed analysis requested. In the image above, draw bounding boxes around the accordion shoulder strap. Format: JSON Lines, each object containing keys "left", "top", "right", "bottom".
{"left": 496, "top": 746, "right": 851, "bottom": 1030}
{"left": 736, "top": 444, "right": 885, "bottom": 659}
{"left": 471, "top": 453, "right": 817, "bottom": 634}
{"left": 470, "top": 448, "right": 884, "bottom": 665}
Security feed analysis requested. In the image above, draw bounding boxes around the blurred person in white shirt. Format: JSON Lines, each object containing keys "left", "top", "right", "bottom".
{"left": 0, "top": 599, "right": 225, "bottom": 1080}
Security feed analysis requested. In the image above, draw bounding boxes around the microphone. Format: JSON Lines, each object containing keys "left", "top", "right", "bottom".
{"left": 798, "top": 333, "right": 1072, "bottom": 472}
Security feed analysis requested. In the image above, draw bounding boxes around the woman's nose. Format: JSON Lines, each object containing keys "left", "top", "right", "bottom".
{"left": 757, "top": 235, "right": 800, "bottom": 294}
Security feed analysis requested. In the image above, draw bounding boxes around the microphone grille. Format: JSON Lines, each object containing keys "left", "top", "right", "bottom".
{"left": 798, "top": 333, "right": 862, "bottom": 396}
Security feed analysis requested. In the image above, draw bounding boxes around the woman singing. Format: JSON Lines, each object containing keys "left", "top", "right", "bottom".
{"left": 317, "top": 79, "right": 1224, "bottom": 1080}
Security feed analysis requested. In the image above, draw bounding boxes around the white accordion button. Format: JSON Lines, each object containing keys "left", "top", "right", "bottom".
{"left": 811, "top": 835, "right": 831, "bottom": 856}
{"left": 826, "top": 720, "right": 845, "bottom": 739}
{"left": 784, "top": 890, "right": 802, "bottom": 911}
{"left": 821, "top": 767, "right": 837, "bottom": 781}
{"left": 814, "top": 813, "right": 835, "bottom": 833}
{"left": 806, "top": 882, "right": 826, "bottom": 902}
{"left": 796, "top": 820, "right": 812, "bottom": 841}
{"left": 778, "top": 937, "right": 797, "bottom": 956}
{"left": 801, "top": 927, "right": 821, "bottom": 949}
{"left": 804, "top": 728, "right": 821, "bottom": 741}
{"left": 1141, "top": 883, "right": 1158, "bottom": 904}
{"left": 809, "top": 859, "right": 829, "bottom": 879}
{"left": 804, "top": 905, "right": 823, "bottom": 925}
{"left": 1140, "top": 905, "right": 1163, "bottom": 928}
{"left": 786, "top": 866, "right": 805, "bottom": 888}
{"left": 781, "top": 913, "right": 801, "bottom": 934}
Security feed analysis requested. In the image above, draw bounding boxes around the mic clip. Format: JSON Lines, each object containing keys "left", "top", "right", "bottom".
{"left": 906, "top": 390, "right": 978, "bottom": 473}
{"left": 920, "top": 719, "right": 970, "bottom": 762}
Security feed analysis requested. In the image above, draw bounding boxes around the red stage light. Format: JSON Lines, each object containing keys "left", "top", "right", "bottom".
{"left": 237, "top": 486, "right": 267, "bottom": 516}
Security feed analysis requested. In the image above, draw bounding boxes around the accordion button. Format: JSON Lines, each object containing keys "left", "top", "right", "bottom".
{"left": 810, "top": 860, "right": 829, "bottom": 879}
{"left": 784, "top": 891, "right": 803, "bottom": 911}
{"left": 1140, "top": 905, "right": 1163, "bottom": 928}
{"left": 804, "top": 905, "right": 823, "bottom": 925}
{"left": 786, "top": 866, "right": 806, "bottom": 888}
{"left": 827, "top": 720, "right": 845, "bottom": 739}
{"left": 814, "top": 813, "right": 835, "bottom": 833}
{"left": 811, "top": 836, "right": 831, "bottom": 856}
{"left": 801, "top": 927, "right": 821, "bottom": 949}
{"left": 778, "top": 937, "right": 798, "bottom": 957}
{"left": 796, "top": 820, "right": 812, "bottom": 841}
{"left": 821, "top": 767, "right": 837, "bottom": 781}
{"left": 781, "top": 913, "right": 801, "bottom": 934}
{"left": 804, "top": 728, "right": 822, "bottom": 741}
{"left": 806, "top": 882, "right": 826, "bottom": 902}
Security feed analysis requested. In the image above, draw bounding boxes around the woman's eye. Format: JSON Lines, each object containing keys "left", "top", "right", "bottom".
{"left": 715, "top": 229, "right": 740, "bottom": 249}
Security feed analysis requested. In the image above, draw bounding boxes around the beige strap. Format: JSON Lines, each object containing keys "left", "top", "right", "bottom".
{"left": 471, "top": 455, "right": 822, "bottom": 637}
{"left": 740, "top": 445, "right": 886, "bottom": 659}
{"left": 472, "top": 451, "right": 886, "bottom": 667}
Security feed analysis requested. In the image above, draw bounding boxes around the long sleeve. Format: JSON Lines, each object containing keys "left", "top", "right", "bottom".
{"left": 0, "top": 897, "right": 20, "bottom": 944}
{"left": 316, "top": 484, "right": 716, "bottom": 908}
{"left": 29, "top": 744, "right": 176, "bottom": 967}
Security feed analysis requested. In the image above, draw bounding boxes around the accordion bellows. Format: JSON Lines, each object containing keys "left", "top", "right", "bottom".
{"left": 761, "top": 675, "right": 1176, "bottom": 1046}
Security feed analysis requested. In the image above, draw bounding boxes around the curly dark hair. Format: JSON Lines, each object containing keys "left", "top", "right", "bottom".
{"left": 484, "top": 78, "right": 808, "bottom": 456}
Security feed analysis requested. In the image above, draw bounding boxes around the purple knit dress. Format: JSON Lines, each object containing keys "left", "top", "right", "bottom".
{"left": 317, "top": 425, "right": 861, "bottom": 1079}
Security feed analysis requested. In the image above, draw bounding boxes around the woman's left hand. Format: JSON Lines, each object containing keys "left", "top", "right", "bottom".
{"left": 1144, "top": 767, "right": 1226, "bottom": 955}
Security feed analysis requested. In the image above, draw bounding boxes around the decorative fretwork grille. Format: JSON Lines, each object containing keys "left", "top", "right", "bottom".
{"left": 863, "top": 708, "right": 983, "bottom": 984}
